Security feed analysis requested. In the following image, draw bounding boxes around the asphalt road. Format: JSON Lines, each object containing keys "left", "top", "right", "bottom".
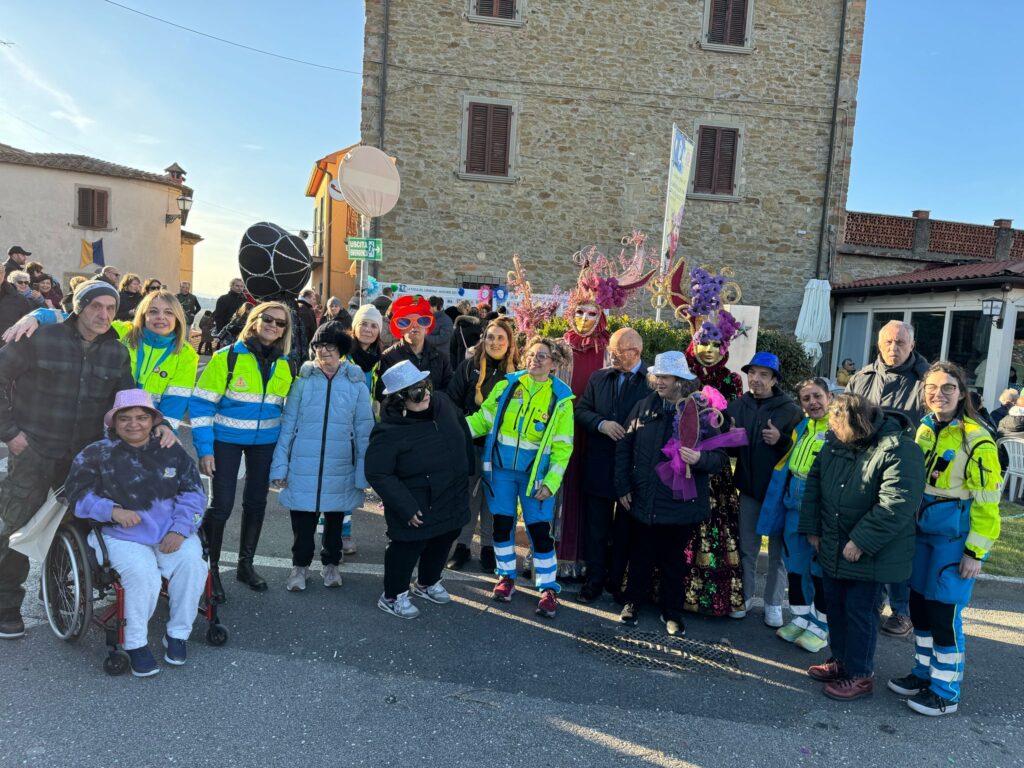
{"left": 2, "top": 433, "right": 1023, "bottom": 767}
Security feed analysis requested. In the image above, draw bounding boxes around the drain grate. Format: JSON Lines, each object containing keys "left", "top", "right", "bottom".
{"left": 575, "top": 628, "right": 739, "bottom": 674}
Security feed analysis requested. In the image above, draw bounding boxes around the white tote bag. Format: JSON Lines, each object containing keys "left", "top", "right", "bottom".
{"left": 8, "top": 489, "right": 68, "bottom": 562}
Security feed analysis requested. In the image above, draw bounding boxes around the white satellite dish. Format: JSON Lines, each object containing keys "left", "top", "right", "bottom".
{"left": 337, "top": 146, "right": 401, "bottom": 218}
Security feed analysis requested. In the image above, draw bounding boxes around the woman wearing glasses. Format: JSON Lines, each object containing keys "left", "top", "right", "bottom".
{"left": 887, "top": 362, "right": 1001, "bottom": 717}
{"left": 0, "top": 269, "right": 35, "bottom": 339}
{"left": 377, "top": 295, "right": 453, "bottom": 399}
{"left": 466, "top": 336, "right": 575, "bottom": 619}
{"left": 190, "top": 301, "right": 295, "bottom": 601}
{"left": 366, "top": 361, "right": 473, "bottom": 619}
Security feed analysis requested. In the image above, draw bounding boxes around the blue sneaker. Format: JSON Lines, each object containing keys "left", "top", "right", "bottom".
{"left": 163, "top": 635, "right": 187, "bottom": 666}
{"left": 127, "top": 646, "right": 160, "bottom": 677}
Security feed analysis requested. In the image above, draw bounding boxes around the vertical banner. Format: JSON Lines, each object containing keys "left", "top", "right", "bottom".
{"left": 660, "top": 124, "right": 695, "bottom": 270}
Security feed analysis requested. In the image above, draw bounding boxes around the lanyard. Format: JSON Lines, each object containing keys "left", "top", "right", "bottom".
{"left": 134, "top": 343, "right": 175, "bottom": 387}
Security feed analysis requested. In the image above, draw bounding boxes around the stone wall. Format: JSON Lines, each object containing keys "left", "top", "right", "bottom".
{"left": 362, "top": 0, "right": 865, "bottom": 330}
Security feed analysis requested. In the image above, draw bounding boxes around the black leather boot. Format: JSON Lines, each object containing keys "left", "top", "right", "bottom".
{"left": 202, "top": 519, "right": 227, "bottom": 604}
{"left": 236, "top": 512, "right": 268, "bottom": 592}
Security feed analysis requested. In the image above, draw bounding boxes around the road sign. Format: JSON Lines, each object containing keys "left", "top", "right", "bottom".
{"left": 347, "top": 237, "right": 383, "bottom": 261}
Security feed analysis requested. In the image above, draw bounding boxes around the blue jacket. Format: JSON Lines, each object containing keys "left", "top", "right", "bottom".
{"left": 270, "top": 361, "right": 374, "bottom": 513}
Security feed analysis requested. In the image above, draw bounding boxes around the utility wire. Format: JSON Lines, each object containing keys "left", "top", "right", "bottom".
{"left": 101, "top": 0, "right": 362, "bottom": 75}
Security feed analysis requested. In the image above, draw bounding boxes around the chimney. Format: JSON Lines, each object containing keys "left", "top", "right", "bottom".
{"left": 164, "top": 163, "right": 186, "bottom": 185}
{"left": 912, "top": 210, "right": 930, "bottom": 220}
{"left": 994, "top": 218, "right": 1013, "bottom": 229}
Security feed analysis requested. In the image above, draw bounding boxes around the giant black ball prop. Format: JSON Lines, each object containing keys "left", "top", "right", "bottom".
{"left": 238, "top": 222, "right": 311, "bottom": 300}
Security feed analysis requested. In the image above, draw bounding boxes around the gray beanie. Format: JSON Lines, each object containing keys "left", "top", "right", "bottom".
{"left": 73, "top": 280, "right": 121, "bottom": 315}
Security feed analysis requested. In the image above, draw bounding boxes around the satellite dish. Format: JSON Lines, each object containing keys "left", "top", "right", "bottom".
{"left": 337, "top": 146, "right": 401, "bottom": 218}
{"left": 328, "top": 178, "right": 345, "bottom": 202}
{"left": 238, "top": 222, "right": 312, "bottom": 300}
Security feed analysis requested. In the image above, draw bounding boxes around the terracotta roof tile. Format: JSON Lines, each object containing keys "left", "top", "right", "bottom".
{"left": 832, "top": 260, "right": 1024, "bottom": 292}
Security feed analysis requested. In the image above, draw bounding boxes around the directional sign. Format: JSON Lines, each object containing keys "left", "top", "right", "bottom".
{"left": 347, "top": 237, "right": 383, "bottom": 261}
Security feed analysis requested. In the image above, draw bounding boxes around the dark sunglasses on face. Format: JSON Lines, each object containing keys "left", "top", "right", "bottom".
{"left": 403, "top": 380, "right": 432, "bottom": 403}
{"left": 259, "top": 314, "right": 288, "bottom": 328}
{"left": 395, "top": 315, "right": 432, "bottom": 330}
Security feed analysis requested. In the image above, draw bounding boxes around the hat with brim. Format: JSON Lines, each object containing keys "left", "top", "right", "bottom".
{"left": 741, "top": 351, "right": 782, "bottom": 380}
{"left": 648, "top": 351, "right": 696, "bottom": 380}
{"left": 381, "top": 360, "right": 430, "bottom": 395}
{"left": 104, "top": 389, "right": 161, "bottom": 429}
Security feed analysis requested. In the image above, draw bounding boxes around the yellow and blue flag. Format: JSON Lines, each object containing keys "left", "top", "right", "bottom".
{"left": 80, "top": 238, "right": 105, "bottom": 268}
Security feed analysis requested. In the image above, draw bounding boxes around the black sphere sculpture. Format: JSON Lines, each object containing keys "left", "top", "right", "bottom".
{"left": 238, "top": 222, "right": 312, "bottom": 300}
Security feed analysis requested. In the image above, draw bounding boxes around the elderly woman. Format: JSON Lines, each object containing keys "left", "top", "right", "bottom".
{"left": 888, "top": 362, "right": 1002, "bottom": 717}
{"left": 799, "top": 393, "right": 924, "bottom": 702}
{"left": 365, "top": 361, "right": 473, "bottom": 619}
{"left": 466, "top": 336, "right": 574, "bottom": 619}
{"left": 65, "top": 389, "right": 207, "bottom": 677}
{"left": 271, "top": 322, "right": 373, "bottom": 591}
{"left": 446, "top": 316, "right": 521, "bottom": 572}
{"left": 614, "top": 351, "right": 728, "bottom": 636}
{"left": 7, "top": 270, "right": 44, "bottom": 308}
{"left": 190, "top": 301, "right": 294, "bottom": 601}
{"left": 116, "top": 273, "right": 143, "bottom": 321}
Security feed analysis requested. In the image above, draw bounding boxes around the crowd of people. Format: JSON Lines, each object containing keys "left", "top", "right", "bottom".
{"left": 0, "top": 246, "right": 1004, "bottom": 718}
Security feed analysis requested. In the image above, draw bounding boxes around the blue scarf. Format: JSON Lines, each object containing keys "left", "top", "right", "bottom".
{"left": 135, "top": 328, "right": 176, "bottom": 385}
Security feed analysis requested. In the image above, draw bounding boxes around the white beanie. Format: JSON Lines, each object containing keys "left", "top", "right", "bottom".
{"left": 352, "top": 303, "right": 382, "bottom": 329}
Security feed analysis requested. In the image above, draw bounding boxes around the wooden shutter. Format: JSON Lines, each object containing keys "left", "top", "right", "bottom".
{"left": 476, "top": 0, "right": 515, "bottom": 18}
{"left": 693, "top": 126, "right": 739, "bottom": 195}
{"left": 708, "top": 0, "right": 747, "bottom": 46}
{"left": 488, "top": 105, "right": 511, "bottom": 176}
{"left": 466, "top": 103, "right": 490, "bottom": 174}
{"left": 77, "top": 188, "right": 93, "bottom": 227}
{"left": 465, "top": 102, "right": 512, "bottom": 176}
{"left": 94, "top": 190, "right": 109, "bottom": 228}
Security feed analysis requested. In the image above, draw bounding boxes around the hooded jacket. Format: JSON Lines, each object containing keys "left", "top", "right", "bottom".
{"left": 377, "top": 340, "right": 453, "bottom": 400}
{"left": 725, "top": 387, "right": 803, "bottom": 500}
{"left": 846, "top": 351, "right": 929, "bottom": 423}
{"left": 798, "top": 410, "right": 925, "bottom": 583}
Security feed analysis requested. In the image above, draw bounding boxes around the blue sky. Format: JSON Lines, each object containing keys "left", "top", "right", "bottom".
{"left": 0, "top": 1, "right": 1021, "bottom": 295}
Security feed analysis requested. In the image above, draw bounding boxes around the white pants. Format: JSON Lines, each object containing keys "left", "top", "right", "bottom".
{"left": 89, "top": 532, "right": 207, "bottom": 650}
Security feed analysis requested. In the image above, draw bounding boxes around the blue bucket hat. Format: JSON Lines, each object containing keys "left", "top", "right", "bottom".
{"left": 741, "top": 351, "right": 782, "bottom": 380}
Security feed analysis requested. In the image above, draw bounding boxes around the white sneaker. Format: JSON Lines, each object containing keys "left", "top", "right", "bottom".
{"left": 342, "top": 537, "right": 357, "bottom": 556}
{"left": 286, "top": 566, "right": 308, "bottom": 592}
{"left": 377, "top": 591, "right": 420, "bottom": 619}
{"left": 410, "top": 580, "right": 451, "bottom": 604}
{"left": 764, "top": 604, "right": 784, "bottom": 628}
{"left": 322, "top": 564, "right": 343, "bottom": 588}
{"left": 729, "top": 598, "right": 752, "bottom": 619}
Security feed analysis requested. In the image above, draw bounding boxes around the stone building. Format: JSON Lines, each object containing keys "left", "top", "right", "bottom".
{"left": 360, "top": 0, "right": 866, "bottom": 329}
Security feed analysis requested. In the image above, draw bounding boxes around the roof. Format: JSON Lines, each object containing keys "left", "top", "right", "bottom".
{"left": 304, "top": 143, "right": 360, "bottom": 197}
{"left": 181, "top": 230, "right": 204, "bottom": 243}
{"left": 832, "top": 259, "right": 1024, "bottom": 295}
{"left": 0, "top": 142, "right": 192, "bottom": 194}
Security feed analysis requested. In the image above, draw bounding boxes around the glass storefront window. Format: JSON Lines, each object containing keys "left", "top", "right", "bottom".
{"left": 871, "top": 311, "right": 905, "bottom": 344}
{"left": 910, "top": 310, "right": 945, "bottom": 363}
{"left": 947, "top": 311, "right": 990, "bottom": 387}
{"left": 837, "top": 312, "right": 868, "bottom": 374}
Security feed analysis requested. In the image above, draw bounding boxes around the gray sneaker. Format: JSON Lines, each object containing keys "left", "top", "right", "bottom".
{"left": 322, "top": 564, "right": 343, "bottom": 588}
{"left": 410, "top": 580, "right": 451, "bottom": 604}
{"left": 377, "top": 591, "right": 420, "bottom": 619}
{"left": 342, "top": 537, "right": 357, "bottom": 556}
{"left": 285, "top": 566, "right": 308, "bottom": 592}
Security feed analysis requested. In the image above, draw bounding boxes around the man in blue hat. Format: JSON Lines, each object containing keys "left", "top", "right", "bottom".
{"left": 726, "top": 351, "right": 802, "bottom": 627}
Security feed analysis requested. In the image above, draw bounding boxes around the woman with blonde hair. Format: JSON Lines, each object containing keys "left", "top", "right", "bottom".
{"left": 190, "top": 300, "right": 295, "bottom": 601}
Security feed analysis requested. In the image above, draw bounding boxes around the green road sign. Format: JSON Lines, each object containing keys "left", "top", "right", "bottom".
{"left": 347, "top": 237, "right": 383, "bottom": 261}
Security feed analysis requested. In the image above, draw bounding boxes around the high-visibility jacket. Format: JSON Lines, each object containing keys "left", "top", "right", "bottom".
{"left": 915, "top": 414, "right": 1001, "bottom": 559}
{"left": 757, "top": 416, "right": 829, "bottom": 536}
{"left": 466, "top": 371, "right": 574, "bottom": 494}
{"left": 189, "top": 340, "right": 293, "bottom": 457}
{"left": 28, "top": 310, "right": 198, "bottom": 430}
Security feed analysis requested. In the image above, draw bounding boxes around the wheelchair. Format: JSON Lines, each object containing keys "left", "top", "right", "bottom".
{"left": 41, "top": 516, "right": 228, "bottom": 676}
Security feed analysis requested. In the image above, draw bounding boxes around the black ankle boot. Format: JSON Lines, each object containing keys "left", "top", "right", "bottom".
{"left": 479, "top": 545, "right": 497, "bottom": 573}
{"left": 202, "top": 519, "right": 227, "bottom": 604}
{"left": 236, "top": 512, "right": 268, "bottom": 592}
{"left": 446, "top": 543, "right": 471, "bottom": 571}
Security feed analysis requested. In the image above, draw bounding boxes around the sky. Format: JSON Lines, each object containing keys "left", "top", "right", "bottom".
{"left": 0, "top": 1, "right": 1021, "bottom": 296}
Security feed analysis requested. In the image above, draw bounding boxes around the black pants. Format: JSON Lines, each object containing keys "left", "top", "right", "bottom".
{"left": 909, "top": 588, "right": 958, "bottom": 647}
{"left": 787, "top": 572, "right": 828, "bottom": 613}
{"left": 198, "top": 338, "right": 214, "bottom": 355}
{"left": 624, "top": 517, "right": 699, "bottom": 621}
{"left": 0, "top": 446, "right": 70, "bottom": 613}
{"left": 384, "top": 528, "right": 460, "bottom": 599}
{"left": 206, "top": 441, "right": 275, "bottom": 525}
{"left": 582, "top": 493, "right": 631, "bottom": 589}
{"left": 290, "top": 511, "right": 343, "bottom": 567}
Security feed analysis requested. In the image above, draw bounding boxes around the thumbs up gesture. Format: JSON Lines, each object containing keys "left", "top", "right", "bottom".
{"left": 762, "top": 418, "right": 781, "bottom": 446}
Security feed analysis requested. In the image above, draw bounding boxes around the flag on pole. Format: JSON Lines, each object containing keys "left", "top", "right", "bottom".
{"left": 80, "top": 238, "right": 105, "bottom": 268}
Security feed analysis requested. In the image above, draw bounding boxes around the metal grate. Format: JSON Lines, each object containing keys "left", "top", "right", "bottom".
{"left": 576, "top": 628, "right": 740, "bottom": 674}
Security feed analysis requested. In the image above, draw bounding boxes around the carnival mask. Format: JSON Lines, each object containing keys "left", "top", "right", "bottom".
{"left": 694, "top": 340, "right": 724, "bottom": 366}
{"left": 573, "top": 304, "right": 601, "bottom": 336}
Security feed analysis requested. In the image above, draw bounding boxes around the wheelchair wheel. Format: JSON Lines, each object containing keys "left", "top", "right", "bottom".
{"left": 42, "top": 524, "right": 94, "bottom": 642}
{"left": 103, "top": 650, "right": 130, "bottom": 676}
{"left": 205, "top": 623, "right": 229, "bottom": 646}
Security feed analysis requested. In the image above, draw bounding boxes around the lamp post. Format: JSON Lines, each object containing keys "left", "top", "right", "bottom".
{"left": 981, "top": 297, "right": 1005, "bottom": 329}
{"left": 165, "top": 194, "right": 193, "bottom": 225}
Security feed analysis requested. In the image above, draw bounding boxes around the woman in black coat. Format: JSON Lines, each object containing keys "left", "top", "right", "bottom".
{"left": 366, "top": 360, "right": 474, "bottom": 619}
{"left": 614, "top": 352, "right": 727, "bottom": 636}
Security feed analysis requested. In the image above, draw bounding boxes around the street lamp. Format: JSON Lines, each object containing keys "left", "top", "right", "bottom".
{"left": 981, "top": 297, "right": 1005, "bottom": 329}
{"left": 165, "top": 194, "right": 193, "bottom": 225}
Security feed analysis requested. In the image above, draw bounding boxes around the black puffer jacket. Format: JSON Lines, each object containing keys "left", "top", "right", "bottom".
{"left": 614, "top": 392, "right": 727, "bottom": 526}
{"left": 846, "top": 352, "right": 929, "bottom": 423}
{"left": 450, "top": 314, "right": 482, "bottom": 370}
{"left": 365, "top": 392, "right": 473, "bottom": 541}
{"left": 377, "top": 340, "right": 453, "bottom": 399}
{"left": 726, "top": 387, "right": 803, "bottom": 500}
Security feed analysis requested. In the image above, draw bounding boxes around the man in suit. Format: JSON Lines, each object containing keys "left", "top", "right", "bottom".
{"left": 574, "top": 328, "right": 651, "bottom": 603}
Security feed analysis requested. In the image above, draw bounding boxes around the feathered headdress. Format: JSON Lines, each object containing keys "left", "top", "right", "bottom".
{"left": 567, "top": 230, "right": 659, "bottom": 316}
{"left": 506, "top": 255, "right": 565, "bottom": 338}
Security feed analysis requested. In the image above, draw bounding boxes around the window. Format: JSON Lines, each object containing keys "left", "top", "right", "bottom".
{"left": 76, "top": 187, "right": 109, "bottom": 229}
{"left": 910, "top": 310, "right": 945, "bottom": 363}
{"left": 458, "top": 97, "right": 519, "bottom": 182}
{"left": 836, "top": 312, "right": 868, "bottom": 371}
{"left": 701, "top": 0, "right": 753, "bottom": 52}
{"left": 947, "top": 311, "right": 990, "bottom": 387}
{"left": 467, "top": 0, "right": 524, "bottom": 26}
{"left": 692, "top": 126, "right": 739, "bottom": 197}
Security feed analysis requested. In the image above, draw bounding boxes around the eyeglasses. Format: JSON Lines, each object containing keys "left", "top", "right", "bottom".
{"left": 525, "top": 351, "right": 551, "bottom": 362}
{"left": 312, "top": 343, "right": 339, "bottom": 354}
{"left": 924, "top": 383, "right": 959, "bottom": 395}
{"left": 13, "top": 279, "right": 29, "bottom": 285}
{"left": 395, "top": 315, "right": 432, "bottom": 330}
{"left": 259, "top": 314, "right": 288, "bottom": 328}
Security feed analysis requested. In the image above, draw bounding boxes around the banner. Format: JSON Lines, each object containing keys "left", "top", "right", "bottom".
{"left": 660, "top": 125, "right": 695, "bottom": 267}
{"left": 79, "top": 238, "right": 105, "bottom": 268}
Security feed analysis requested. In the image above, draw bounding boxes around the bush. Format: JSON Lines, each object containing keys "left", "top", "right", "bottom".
{"left": 756, "top": 328, "right": 815, "bottom": 391}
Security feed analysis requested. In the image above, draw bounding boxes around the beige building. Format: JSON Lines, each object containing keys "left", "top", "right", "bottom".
{"left": 0, "top": 143, "right": 197, "bottom": 288}
{"left": 361, "top": 0, "right": 866, "bottom": 329}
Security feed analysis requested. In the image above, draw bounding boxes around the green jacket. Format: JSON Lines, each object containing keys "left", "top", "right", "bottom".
{"left": 798, "top": 410, "right": 925, "bottom": 583}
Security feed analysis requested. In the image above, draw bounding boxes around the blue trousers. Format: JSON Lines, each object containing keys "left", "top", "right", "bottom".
{"left": 487, "top": 468, "right": 558, "bottom": 591}
{"left": 821, "top": 576, "right": 883, "bottom": 678}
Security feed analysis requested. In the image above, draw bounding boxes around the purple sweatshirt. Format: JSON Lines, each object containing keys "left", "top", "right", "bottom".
{"left": 66, "top": 435, "right": 206, "bottom": 546}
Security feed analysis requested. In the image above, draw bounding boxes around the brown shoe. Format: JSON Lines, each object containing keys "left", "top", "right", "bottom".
{"left": 880, "top": 613, "right": 913, "bottom": 638}
{"left": 807, "top": 658, "right": 844, "bottom": 682}
{"left": 823, "top": 676, "right": 874, "bottom": 701}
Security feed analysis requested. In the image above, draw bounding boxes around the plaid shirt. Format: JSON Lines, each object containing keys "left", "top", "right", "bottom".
{"left": 0, "top": 316, "right": 135, "bottom": 459}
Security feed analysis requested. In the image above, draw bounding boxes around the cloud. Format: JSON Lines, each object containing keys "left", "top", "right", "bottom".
{"left": 130, "top": 133, "right": 162, "bottom": 146}
{"left": 240, "top": 143, "right": 263, "bottom": 151}
{"left": 0, "top": 47, "right": 95, "bottom": 131}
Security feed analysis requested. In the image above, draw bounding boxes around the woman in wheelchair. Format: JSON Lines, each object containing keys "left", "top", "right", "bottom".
{"left": 63, "top": 389, "right": 207, "bottom": 677}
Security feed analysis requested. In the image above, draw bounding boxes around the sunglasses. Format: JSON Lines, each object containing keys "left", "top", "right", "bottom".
{"left": 259, "top": 314, "right": 288, "bottom": 328}
{"left": 13, "top": 279, "right": 29, "bottom": 285}
{"left": 395, "top": 315, "right": 433, "bottom": 330}
{"left": 403, "top": 380, "right": 432, "bottom": 403}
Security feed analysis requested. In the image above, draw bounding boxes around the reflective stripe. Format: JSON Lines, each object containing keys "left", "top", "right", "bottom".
{"left": 264, "top": 394, "right": 285, "bottom": 406}
{"left": 163, "top": 416, "right": 182, "bottom": 430}
{"left": 930, "top": 667, "right": 963, "bottom": 682}
{"left": 974, "top": 490, "right": 1001, "bottom": 504}
{"left": 966, "top": 531, "right": 994, "bottom": 551}
{"left": 164, "top": 385, "right": 193, "bottom": 398}
{"left": 497, "top": 433, "right": 540, "bottom": 450}
{"left": 915, "top": 634, "right": 934, "bottom": 648}
{"left": 933, "top": 650, "right": 961, "bottom": 664}
{"left": 924, "top": 484, "right": 970, "bottom": 500}
{"left": 550, "top": 434, "right": 573, "bottom": 445}
{"left": 192, "top": 388, "right": 222, "bottom": 404}
{"left": 224, "top": 391, "right": 265, "bottom": 404}
{"left": 214, "top": 415, "right": 282, "bottom": 430}
{"left": 190, "top": 416, "right": 214, "bottom": 427}
{"left": 546, "top": 464, "right": 565, "bottom": 477}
